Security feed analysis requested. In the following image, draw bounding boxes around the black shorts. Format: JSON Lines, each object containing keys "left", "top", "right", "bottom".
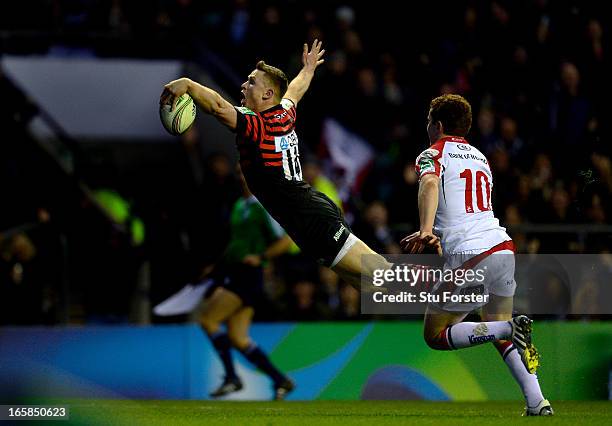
{"left": 213, "top": 264, "right": 264, "bottom": 307}
{"left": 253, "top": 178, "right": 353, "bottom": 267}
{"left": 285, "top": 190, "right": 352, "bottom": 267}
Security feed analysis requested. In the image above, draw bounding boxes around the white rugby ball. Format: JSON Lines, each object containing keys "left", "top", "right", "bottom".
{"left": 159, "top": 94, "right": 196, "bottom": 135}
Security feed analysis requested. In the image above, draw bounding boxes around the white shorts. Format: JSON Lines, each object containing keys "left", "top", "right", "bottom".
{"left": 330, "top": 233, "right": 359, "bottom": 268}
{"left": 429, "top": 247, "right": 517, "bottom": 313}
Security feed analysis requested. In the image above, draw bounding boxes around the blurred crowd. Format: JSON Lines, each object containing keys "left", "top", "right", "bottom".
{"left": 1, "top": 0, "right": 610, "bottom": 324}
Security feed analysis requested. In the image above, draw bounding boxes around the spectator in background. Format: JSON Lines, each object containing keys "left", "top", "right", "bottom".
{"left": 187, "top": 152, "right": 240, "bottom": 278}
{"left": 206, "top": 0, "right": 253, "bottom": 70}
{"left": 320, "top": 51, "right": 351, "bottom": 120}
{"left": 548, "top": 62, "right": 592, "bottom": 153}
{"left": 381, "top": 53, "right": 404, "bottom": 107}
{"left": 528, "top": 153, "right": 554, "bottom": 223}
{"left": 254, "top": 5, "right": 288, "bottom": 66}
{"left": 591, "top": 152, "right": 612, "bottom": 194}
{"left": 489, "top": 147, "right": 516, "bottom": 214}
{"left": 546, "top": 186, "right": 572, "bottom": 224}
{"left": 283, "top": 278, "right": 331, "bottom": 321}
{"left": 352, "top": 201, "right": 401, "bottom": 255}
{"left": 0, "top": 232, "right": 45, "bottom": 324}
{"left": 587, "top": 194, "right": 606, "bottom": 225}
{"left": 578, "top": 19, "right": 605, "bottom": 103}
{"left": 350, "top": 67, "right": 389, "bottom": 144}
{"left": 388, "top": 162, "right": 419, "bottom": 227}
{"left": 334, "top": 281, "right": 360, "bottom": 320}
{"left": 474, "top": 107, "right": 498, "bottom": 153}
{"left": 492, "top": 117, "right": 524, "bottom": 160}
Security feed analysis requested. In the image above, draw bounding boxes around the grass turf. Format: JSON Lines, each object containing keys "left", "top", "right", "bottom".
{"left": 46, "top": 400, "right": 610, "bottom": 425}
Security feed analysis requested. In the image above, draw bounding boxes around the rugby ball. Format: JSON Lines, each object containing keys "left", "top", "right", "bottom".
{"left": 159, "top": 94, "right": 196, "bottom": 135}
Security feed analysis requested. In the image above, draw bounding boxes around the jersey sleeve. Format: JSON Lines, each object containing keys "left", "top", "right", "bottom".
{"left": 234, "top": 106, "right": 265, "bottom": 143}
{"left": 280, "top": 98, "right": 297, "bottom": 123}
{"left": 415, "top": 142, "right": 445, "bottom": 180}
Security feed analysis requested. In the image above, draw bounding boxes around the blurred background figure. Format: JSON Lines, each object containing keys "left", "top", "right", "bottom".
{"left": 352, "top": 201, "right": 401, "bottom": 255}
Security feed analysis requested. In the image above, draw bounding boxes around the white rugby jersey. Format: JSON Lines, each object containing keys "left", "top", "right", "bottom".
{"left": 415, "top": 136, "right": 511, "bottom": 255}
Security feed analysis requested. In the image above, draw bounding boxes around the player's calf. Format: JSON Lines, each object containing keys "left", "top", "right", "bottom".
{"left": 228, "top": 334, "right": 251, "bottom": 351}
{"left": 200, "top": 317, "right": 221, "bottom": 334}
{"left": 425, "top": 320, "right": 513, "bottom": 350}
{"left": 495, "top": 340, "right": 549, "bottom": 412}
{"left": 239, "top": 342, "right": 293, "bottom": 397}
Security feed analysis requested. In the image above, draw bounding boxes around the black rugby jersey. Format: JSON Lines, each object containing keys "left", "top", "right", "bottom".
{"left": 233, "top": 99, "right": 314, "bottom": 236}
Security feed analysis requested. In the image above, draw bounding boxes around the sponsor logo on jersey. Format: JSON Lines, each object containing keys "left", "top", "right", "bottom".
{"left": 419, "top": 158, "right": 436, "bottom": 174}
{"left": 236, "top": 106, "right": 256, "bottom": 115}
{"left": 274, "top": 111, "right": 288, "bottom": 120}
{"left": 448, "top": 152, "right": 488, "bottom": 164}
{"left": 274, "top": 130, "right": 298, "bottom": 152}
{"left": 333, "top": 224, "right": 347, "bottom": 242}
{"left": 457, "top": 144, "right": 471, "bottom": 151}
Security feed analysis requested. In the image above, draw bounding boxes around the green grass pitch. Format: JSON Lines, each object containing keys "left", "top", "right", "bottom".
{"left": 59, "top": 400, "right": 611, "bottom": 425}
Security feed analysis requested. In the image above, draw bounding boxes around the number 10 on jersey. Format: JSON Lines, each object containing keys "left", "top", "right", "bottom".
{"left": 459, "top": 168, "right": 492, "bottom": 213}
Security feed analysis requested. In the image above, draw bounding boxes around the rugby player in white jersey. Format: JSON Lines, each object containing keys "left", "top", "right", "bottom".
{"left": 402, "top": 94, "right": 553, "bottom": 416}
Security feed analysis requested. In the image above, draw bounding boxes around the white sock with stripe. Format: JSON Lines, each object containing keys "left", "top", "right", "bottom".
{"left": 446, "top": 321, "right": 512, "bottom": 349}
{"left": 500, "top": 344, "right": 545, "bottom": 407}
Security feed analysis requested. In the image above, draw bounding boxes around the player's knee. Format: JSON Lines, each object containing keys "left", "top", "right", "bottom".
{"left": 424, "top": 335, "right": 441, "bottom": 350}
{"left": 424, "top": 328, "right": 450, "bottom": 351}
{"left": 200, "top": 316, "right": 220, "bottom": 334}
{"left": 228, "top": 333, "right": 250, "bottom": 351}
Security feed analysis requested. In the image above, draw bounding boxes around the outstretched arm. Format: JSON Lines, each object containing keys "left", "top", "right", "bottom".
{"left": 400, "top": 174, "right": 442, "bottom": 255}
{"left": 418, "top": 174, "right": 440, "bottom": 235}
{"left": 160, "top": 78, "right": 238, "bottom": 130}
{"left": 283, "top": 39, "right": 325, "bottom": 107}
{"left": 415, "top": 174, "right": 442, "bottom": 253}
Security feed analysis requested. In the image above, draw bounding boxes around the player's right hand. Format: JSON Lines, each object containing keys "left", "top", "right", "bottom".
{"left": 302, "top": 39, "right": 325, "bottom": 71}
{"left": 160, "top": 78, "right": 191, "bottom": 111}
{"left": 400, "top": 231, "right": 442, "bottom": 255}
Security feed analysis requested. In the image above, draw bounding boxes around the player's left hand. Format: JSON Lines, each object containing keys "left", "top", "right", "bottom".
{"left": 302, "top": 39, "right": 325, "bottom": 71}
{"left": 400, "top": 231, "right": 442, "bottom": 255}
{"left": 242, "top": 254, "right": 262, "bottom": 267}
{"left": 160, "top": 78, "right": 191, "bottom": 111}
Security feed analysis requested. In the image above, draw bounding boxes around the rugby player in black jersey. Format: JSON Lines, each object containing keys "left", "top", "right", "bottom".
{"left": 160, "top": 40, "right": 390, "bottom": 287}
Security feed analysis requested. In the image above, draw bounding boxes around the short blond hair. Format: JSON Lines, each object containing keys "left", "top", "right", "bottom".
{"left": 256, "top": 61, "right": 288, "bottom": 101}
